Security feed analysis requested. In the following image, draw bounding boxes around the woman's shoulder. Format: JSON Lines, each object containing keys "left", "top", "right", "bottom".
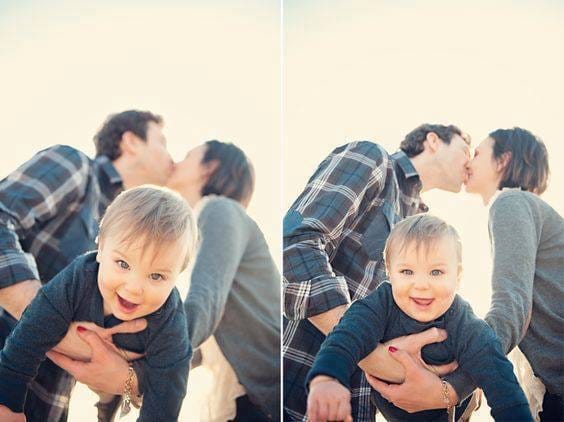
{"left": 197, "top": 196, "right": 251, "bottom": 228}
{"left": 492, "top": 188, "right": 556, "bottom": 216}
{"left": 491, "top": 189, "right": 535, "bottom": 213}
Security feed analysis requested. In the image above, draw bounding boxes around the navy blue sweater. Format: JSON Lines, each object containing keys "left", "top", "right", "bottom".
{"left": 306, "top": 282, "right": 532, "bottom": 421}
{"left": 0, "top": 252, "right": 191, "bottom": 421}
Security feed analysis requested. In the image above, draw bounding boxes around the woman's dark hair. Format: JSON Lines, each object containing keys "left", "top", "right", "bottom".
{"left": 93, "top": 110, "right": 163, "bottom": 160}
{"left": 201, "top": 140, "right": 255, "bottom": 205}
{"left": 489, "top": 127, "right": 549, "bottom": 194}
{"left": 400, "top": 124, "right": 469, "bottom": 157}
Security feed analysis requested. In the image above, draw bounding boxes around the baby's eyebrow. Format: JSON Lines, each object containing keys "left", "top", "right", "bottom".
{"left": 150, "top": 268, "right": 172, "bottom": 274}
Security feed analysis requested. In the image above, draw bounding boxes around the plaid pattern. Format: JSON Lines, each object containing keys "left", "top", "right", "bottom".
{"left": 0, "top": 145, "right": 122, "bottom": 422}
{"left": 283, "top": 142, "right": 427, "bottom": 421}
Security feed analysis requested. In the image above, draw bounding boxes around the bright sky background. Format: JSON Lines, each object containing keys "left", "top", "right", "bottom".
{"left": 285, "top": 1, "right": 563, "bottom": 419}
{"left": 1, "top": 0, "right": 563, "bottom": 420}
{"left": 0, "top": 1, "right": 279, "bottom": 419}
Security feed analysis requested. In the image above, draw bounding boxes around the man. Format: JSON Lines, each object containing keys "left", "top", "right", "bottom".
{"left": 283, "top": 124, "right": 471, "bottom": 421}
{"left": 0, "top": 110, "right": 172, "bottom": 421}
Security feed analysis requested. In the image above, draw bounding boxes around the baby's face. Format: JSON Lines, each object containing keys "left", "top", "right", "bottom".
{"left": 96, "top": 232, "right": 188, "bottom": 321}
{"left": 388, "top": 236, "right": 460, "bottom": 322}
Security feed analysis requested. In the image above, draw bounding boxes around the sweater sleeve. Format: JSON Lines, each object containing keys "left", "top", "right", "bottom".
{"left": 139, "top": 295, "right": 191, "bottom": 422}
{"left": 0, "top": 257, "right": 85, "bottom": 412}
{"left": 452, "top": 314, "right": 532, "bottom": 421}
{"left": 184, "top": 198, "right": 249, "bottom": 349}
{"left": 484, "top": 193, "right": 538, "bottom": 354}
{"left": 305, "top": 283, "right": 392, "bottom": 390}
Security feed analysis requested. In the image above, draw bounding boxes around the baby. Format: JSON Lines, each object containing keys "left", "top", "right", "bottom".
{"left": 0, "top": 185, "right": 197, "bottom": 421}
{"left": 306, "top": 214, "right": 533, "bottom": 421}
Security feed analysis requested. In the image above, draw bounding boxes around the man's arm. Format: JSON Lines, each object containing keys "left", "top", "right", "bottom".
{"left": 0, "top": 145, "right": 89, "bottom": 316}
{"left": 184, "top": 198, "right": 249, "bottom": 348}
{"left": 0, "top": 280, "right": 41, "bottom": 320}
{"left": 284, "top": 142, "right": 389, "bottom": 328}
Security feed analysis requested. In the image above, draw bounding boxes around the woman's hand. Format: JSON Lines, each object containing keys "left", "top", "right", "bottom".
{"left": 0, "top": 405, "right": 25, "bottom": 422}
{"left": 307, "top": 376, "right": 353, "bottom": 422}
{"left": 365, "top": 346, "right": 459, "bottom": 413}
{"left": 51, "top": 320, "right": 147, "bottom": 361}
{"left": 46, "top": 325, "right": 140, "bottom": 395}
{"left": 358, "top": 328, "right": 458, "bottom": 383}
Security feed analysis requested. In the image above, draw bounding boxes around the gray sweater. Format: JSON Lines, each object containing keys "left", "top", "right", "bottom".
{"left": 446, "top": 189, "right": 564, "bottom": 399}
{"left": 184, "top": 197, "right": 281, "bottom": 420}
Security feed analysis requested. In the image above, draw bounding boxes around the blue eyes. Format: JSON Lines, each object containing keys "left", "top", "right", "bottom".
{"left": 399, "top": 269, "right": 444, "bottom": 276}
{"left": 117, "top": 260, "right": 130, "bottom": 270}
{"left": 115, "top": 260, "right": 165, "bottom": 281}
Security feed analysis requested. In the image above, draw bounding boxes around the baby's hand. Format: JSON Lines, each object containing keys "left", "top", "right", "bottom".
{"left": 307, "top": 375, "right": 353, "bottom": 422}
{"left": 0, "top": 404, "right": 26, "bottom": 422}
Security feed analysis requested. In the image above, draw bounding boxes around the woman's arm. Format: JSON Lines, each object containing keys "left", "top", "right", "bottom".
{"left": 484, "top": 194, "right": 537, "bottom": 353}
{"left": 184, "top": 199, "right": 249, "bottom": 349}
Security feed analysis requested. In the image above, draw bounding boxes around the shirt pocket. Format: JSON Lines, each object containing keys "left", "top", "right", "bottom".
{"left": 361, "top": 202, "right": 401, "bottom": 263}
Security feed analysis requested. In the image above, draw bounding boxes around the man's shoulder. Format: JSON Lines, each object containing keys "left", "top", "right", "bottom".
{"left": 332, "top": 140, "right": 392, "bottom": 163}
{"left": 38, "top": 144, "right": 91, "bottom": 166}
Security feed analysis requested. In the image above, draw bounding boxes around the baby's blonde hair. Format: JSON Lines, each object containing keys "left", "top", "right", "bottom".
{"left": 98, "top": 185, "right": 198, "bottom": 270}
{"left": 384, "top": 214, "right": 461, "bottom": 268}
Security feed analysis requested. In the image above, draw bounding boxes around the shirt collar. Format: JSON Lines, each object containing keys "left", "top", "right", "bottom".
{"left": 391, "top": 150, "right": 418, "bottom": 179}
{"left": 391, "top": 150, "right": 428, "bottom": 213}
{"left": 93, "top": 155, "right": 123, "bottom": 201}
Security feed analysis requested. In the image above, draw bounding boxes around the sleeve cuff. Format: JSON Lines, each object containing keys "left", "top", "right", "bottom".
{"left": 283, "top": 275, "right": 351, "bottom": 320}
{"left": 443, "top": 370, "right": 476, "bottom": 403}
{"left": 305, "top": 351, "right": 355, "bottom": 391}
{"left": 0, "top": 369, "right": 27, "bottom": 412}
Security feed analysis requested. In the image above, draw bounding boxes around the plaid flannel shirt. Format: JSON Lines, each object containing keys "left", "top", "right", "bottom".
{"left": 283, "top": 141, "right": 427, "bottom": 421}
{"left": 0, "top": 144, "right": 122, "bottom": 422}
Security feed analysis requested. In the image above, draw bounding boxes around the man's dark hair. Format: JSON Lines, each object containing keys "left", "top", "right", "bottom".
{"left": 400, "top": 124, "right": 469, "bottom": 157}
{"left": 490, "top": 127, "right": 549, "bottom": 195}
{"left": 93, "top": 110, "right": 163, "bottom": 160}
{"left": 201, "top": 140, "right": 255, "bottom": 205}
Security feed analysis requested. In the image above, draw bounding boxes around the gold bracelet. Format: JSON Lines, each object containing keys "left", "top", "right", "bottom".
{"left": 120, "top": 366, "right": 135, "bottom": 417}
{"left": 441, "top": 379, "right": 455, "bottom": 421}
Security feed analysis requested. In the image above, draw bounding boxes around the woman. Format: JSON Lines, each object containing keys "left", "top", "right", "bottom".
{"left": 463, "top": 127, "right": 563, "bottom": 421}
{"left": 167, "top": 140, "right": 281, "bottom": 421}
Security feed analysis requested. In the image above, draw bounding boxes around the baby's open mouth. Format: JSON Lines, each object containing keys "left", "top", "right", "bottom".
{"left": 117, "top": 294, "right": 140, "bottom": 313}
{"left": 411, "top": 297, "right": 434, "bottom": 307}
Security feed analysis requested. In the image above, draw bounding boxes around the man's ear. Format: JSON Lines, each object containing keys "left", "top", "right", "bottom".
{"left": 120, "top": 131, "right": 144, "bottom": 157}
{"left": 424, "top": 132, "right": 441, "bottom": 154}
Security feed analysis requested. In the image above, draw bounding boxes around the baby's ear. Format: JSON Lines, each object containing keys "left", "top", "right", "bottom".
{"left": 96, "top": 239, "right": 104, "bottom": 263}
{"left": 456, "top": 264, "right": 463, "bottom": 287}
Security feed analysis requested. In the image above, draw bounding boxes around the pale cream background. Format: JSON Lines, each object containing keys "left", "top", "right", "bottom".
{"left": 0, "top": 1, "right": 279, "bottom": 420}
{"left": 284, "top": 0, "right": 563, "bottom": 420}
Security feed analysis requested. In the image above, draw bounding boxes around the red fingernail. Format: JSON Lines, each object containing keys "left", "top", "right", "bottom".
{"left": 77, "top": 326, "right": 86, "bottom": 333}
{"left": 388, "top": 346, "right": 397, "bottom": 353}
